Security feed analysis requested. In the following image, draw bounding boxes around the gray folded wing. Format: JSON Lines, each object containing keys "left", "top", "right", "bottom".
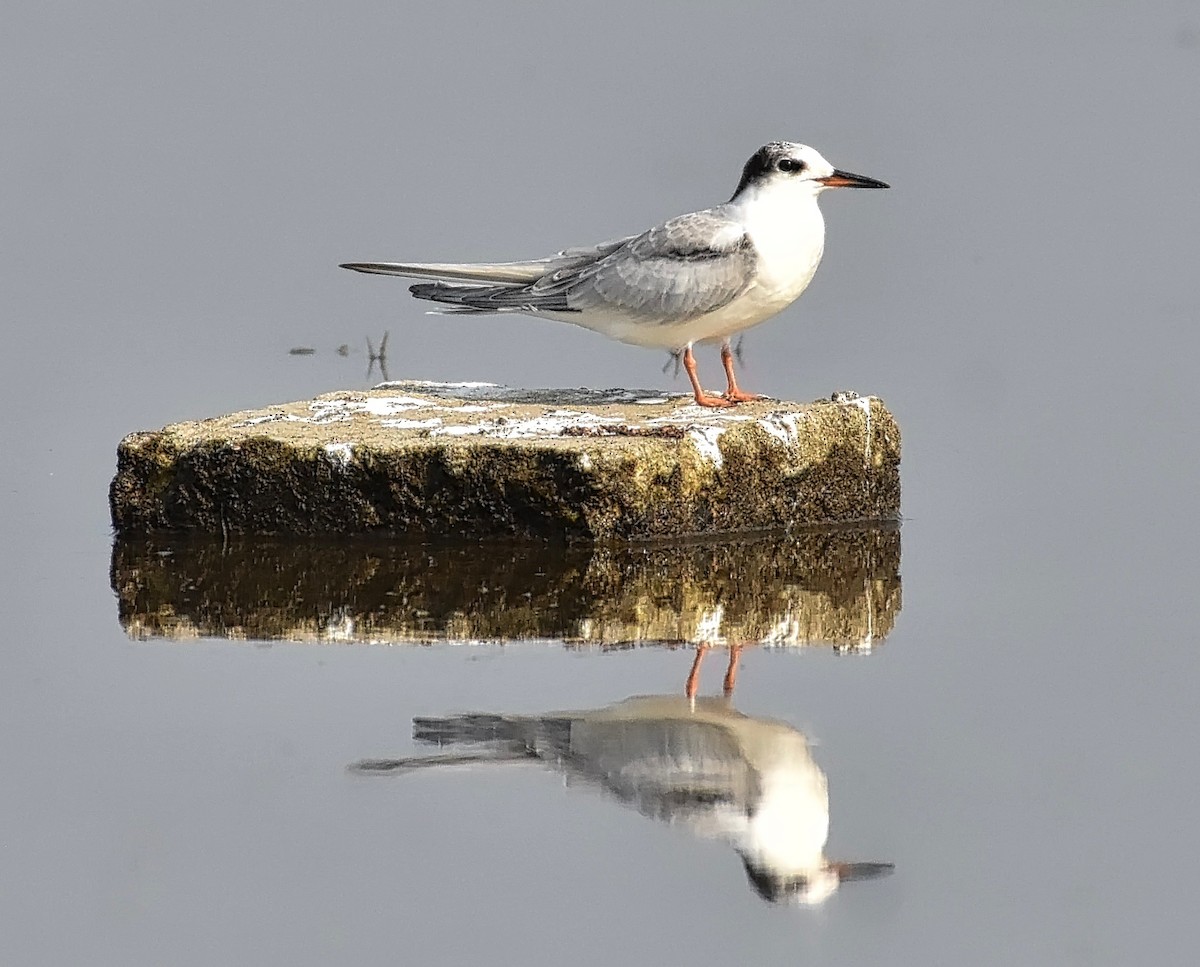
{"left": 402, "top": 208, "right": 758, "bottom": 322}
{"left": 339, "top": 235, "right": 636, "bottom": 285}
{"left": 563, "top": 209, "right": 757, "bottom": 320}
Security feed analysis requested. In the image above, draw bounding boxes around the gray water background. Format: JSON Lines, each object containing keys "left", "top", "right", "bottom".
{"left": 3, "top": 3, "right": 1199, "bottom": 964}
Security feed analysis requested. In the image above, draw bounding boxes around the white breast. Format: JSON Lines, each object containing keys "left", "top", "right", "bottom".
{"left": 671, "top": 186, "right": 827, "bottom": 347}
{"left": 739, "top": 185, "right": 827, "bottom": 307}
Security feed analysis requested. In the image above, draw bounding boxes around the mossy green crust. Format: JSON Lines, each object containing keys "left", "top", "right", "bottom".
{"left": 109, "top": 384, "right": 900, "bottom": 541}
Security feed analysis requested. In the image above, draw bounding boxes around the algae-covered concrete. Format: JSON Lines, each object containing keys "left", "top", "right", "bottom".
{"left": 109, "top": 382, "right": 900, "bottom": 541}
{"left": 112, "top": 524, "right": 900, "bottom": 649}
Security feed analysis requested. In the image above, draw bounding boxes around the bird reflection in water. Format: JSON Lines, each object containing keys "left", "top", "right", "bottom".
{"left": 352, "top": 647, "right": 893, "bottom": 904}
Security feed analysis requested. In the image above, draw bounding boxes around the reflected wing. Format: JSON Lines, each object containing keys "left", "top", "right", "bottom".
{"left": 565, "top": 718, "right": 761, "bottom": 822}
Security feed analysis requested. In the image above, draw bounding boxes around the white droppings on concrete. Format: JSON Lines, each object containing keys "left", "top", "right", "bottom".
{"left": 852, "top": 396, "right": 873, "bottom": 464}
{"left": 303, "top": 395, "right": 520, "bottom": 431}
{"left": 756, "top": 413, "right": 805, "bottom": 445}
{"left": 431, "top": 425, "right": 483, "bottom": 438}
{"left": 303, "top": 395, "right": 445, "bottom": 425}
{"left": 379, "top": 417, "right": 444, "bottom": 430}
{"left": 360, "top": 396, "right": 435, "bottom": 416}
{"left": 323, "top": 442, "right": 354, "bottom": 468}
{"left": 828, "top": 392, "right": 873, "bottom": 464}
{"left": 431, "top": 409, "right": 624, "bottom": 440}
{"left": 688, "top": 425, "right": 726, "bottom": 468}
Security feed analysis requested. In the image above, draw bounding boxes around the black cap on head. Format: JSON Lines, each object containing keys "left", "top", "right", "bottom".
{"left": 730, "top": 142, "right": 793, "bottom": 200}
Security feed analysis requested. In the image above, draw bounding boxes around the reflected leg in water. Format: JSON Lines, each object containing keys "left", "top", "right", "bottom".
{"left": 686, "top": 643, "right": 745, "bottom": 699}
{"left": 685, "top": 644, "right": 709, "bottom": 699}
{"left": 723, "top": 644, "right": 743, "bottom": 697}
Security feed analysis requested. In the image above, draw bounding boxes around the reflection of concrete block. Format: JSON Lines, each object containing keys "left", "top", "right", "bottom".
{"left": 110, "top": 382, "right": 900, "bottom": 541}
{"left": 112, "top": 525, "right": 900, "bottom": 649}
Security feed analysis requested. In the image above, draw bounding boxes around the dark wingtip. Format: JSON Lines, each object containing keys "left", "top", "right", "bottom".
{"left": 408, "top": 281, "right": 444, "bottom": 299}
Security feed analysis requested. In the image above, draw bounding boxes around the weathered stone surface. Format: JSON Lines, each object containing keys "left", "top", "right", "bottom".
{"left": 111, "top": 524, "right": 900, "bottom": 649}
{"left": 109, "top": 382, "right": 900, "bottom": 541}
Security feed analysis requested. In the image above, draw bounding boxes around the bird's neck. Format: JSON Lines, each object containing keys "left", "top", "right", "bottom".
{"left": 736, "top": 183, "right": 824, "bottom": 236}
{"left": 733, "top": 188, "right": 826, "bottom": 289}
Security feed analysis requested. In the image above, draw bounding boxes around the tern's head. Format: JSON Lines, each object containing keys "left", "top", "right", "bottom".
{"left": 730, "top": 142, "right": 889, "bottom": 203}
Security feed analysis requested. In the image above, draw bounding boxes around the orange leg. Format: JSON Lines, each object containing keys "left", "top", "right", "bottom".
{"left": 723, "top": 644, "right": 744, "bottom": 697}
{"left": 686, "top": 644, "right": 709, "bottom": 698}
{"left": 721, "top": 343, "right": 763, "bottom": 403}
{"left": 683, "top": 346, "right": 736, "bottom": 408}
{"left": 688, "top": 643, "right": 744, "bottom": 698}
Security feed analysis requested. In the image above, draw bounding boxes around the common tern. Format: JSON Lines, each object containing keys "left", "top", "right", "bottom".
{"left": 341, "top": 142, "right": 888, "bottom": 407}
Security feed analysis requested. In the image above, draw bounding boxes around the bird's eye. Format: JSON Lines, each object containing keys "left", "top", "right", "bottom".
{"left": 777, "top": 158, "right": 806, "bottom": 173}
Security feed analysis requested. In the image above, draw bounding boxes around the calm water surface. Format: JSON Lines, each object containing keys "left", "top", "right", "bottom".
{"left": 3, "top": 3, "right": 1199, "bottom": 965}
